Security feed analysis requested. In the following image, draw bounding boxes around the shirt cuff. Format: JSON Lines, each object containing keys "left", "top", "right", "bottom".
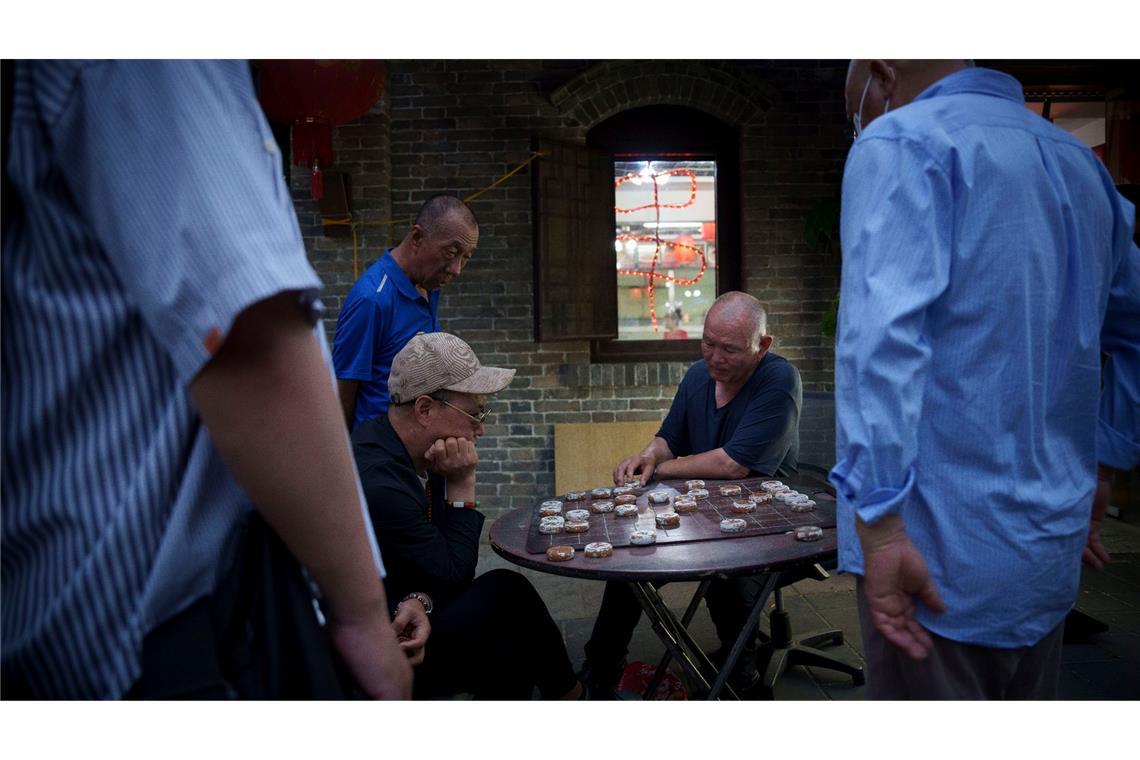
{"left": 830, "top": 462, "right": 915, "bottom": 525}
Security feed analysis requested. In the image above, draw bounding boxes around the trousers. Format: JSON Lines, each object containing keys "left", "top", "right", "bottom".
{"left": 855, "top": 576, "right": 1064, "bottom": 699}
{"left": 413, "top": 568, "right": 579, "bottom": 700}
{"left": 583, "top": 575, "right": 767, "bottom": 681}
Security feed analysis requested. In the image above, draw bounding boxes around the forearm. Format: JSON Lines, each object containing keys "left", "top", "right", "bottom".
{"left": 643, "top": 437, "right": 675, "bottom": 466}
{"left": 655, "top": 447, "right": 748, "bottom": 480}
{"left": 1093, "top": 465, "right": 1116, "bottom": 522}
{"left": 446, "top": 473, "right": 476, "bottom": 503}
{"left": 439, "top": 510, "right": 484, "bottom": 587}
{"left": 191, "top": 293, "right": 389, "bottom": 625}
{"left": 856, "top": 513, "right": 909, "bottom": 552}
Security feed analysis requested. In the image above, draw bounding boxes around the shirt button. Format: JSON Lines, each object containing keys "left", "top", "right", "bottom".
{"left": 264, "top": 139, "right": 278, "bottom": 155}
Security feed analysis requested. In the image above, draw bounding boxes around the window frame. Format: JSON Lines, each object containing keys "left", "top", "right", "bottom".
{"left": 585, "top": 106, "right": 741, "bottom": 364}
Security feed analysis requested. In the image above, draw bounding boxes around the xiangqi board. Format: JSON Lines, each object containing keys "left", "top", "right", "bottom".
{"left": 525, "top": 476, "right": 836, "bottom": 554}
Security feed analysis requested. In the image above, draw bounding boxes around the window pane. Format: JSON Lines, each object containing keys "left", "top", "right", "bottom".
{"left": 614, "top": 159, "right": 717, "bottom": 341}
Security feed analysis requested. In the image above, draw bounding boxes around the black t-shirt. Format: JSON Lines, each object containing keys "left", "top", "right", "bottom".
{"left": 657, "top": 352, "right": 801, "bottom": 477}
{"left": 351, "top": 415, "right": 484, "bottom": 608}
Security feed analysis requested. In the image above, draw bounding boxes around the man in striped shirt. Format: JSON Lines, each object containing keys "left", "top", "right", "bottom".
{"left": 2, "top": 60, "right": 413, "bottom": 699}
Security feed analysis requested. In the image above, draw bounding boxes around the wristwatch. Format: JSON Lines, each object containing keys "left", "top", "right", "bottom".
{"left": 296, "top": 288, "right": 324, "bottom": 326}
{"left": 399, "top": 592, "right": 433, "bottom": 615}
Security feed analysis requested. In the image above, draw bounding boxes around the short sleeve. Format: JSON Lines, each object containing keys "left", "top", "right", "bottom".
{"left": 722, "top": 361, "right": 801, "bottom": 474}
{"left": 49, "top": 60, "right": 319, "bottom": 383}
{"left": 333, "top": 288, "right": 385, "bottom": 382}
{"left": 657, "top": 364, "right": 698, "bottom": 456}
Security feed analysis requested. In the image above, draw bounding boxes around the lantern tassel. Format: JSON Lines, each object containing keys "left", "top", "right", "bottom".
{"left": 310, "top": 159, "right": 324, "bottom": 200}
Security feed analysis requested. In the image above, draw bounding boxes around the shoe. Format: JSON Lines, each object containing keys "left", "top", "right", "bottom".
{"left": 577, "top": 659, "right": 624, "bottom": 692}
{"left": 706, "top": 642, "right": 760, "bottom": 694}
{"left": 577, "top": 659, "right": 645, "bottom": 700}
{"left": 579, "top": 679, "right": 642, "bottom": 700}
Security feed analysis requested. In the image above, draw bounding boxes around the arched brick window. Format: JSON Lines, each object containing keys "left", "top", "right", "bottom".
{"left": 532, "top": 62, "right": 770, "bottom": 360}
{"left": 586, "top": 105, "right": 741, "bottom": 362}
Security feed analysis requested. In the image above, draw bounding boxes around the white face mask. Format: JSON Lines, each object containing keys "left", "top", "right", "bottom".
{"left": 852, "top": 73, "right": 890, "bottom": 139}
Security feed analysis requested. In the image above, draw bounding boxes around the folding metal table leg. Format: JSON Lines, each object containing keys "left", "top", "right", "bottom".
{"left": 628, "top": 581, "right": 737, "bottom": 700}
{"left": 643, "top": 579, "right": 711, "bottom": 698}
{"left": 706, "top": 571, "right": 781, "bottom": 700}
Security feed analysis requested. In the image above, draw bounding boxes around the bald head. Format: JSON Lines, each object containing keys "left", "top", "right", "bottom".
{"left": 706, "top": 291, "right": 767, "bottom": 351}
{"left": 846, "top": 60, "right": 972, "bottom": 132}
{"left": 395, "top": 193, "right": 480, "bottom": 291}
{"left": 701, "top": 292, "right": 772, "bottom": 388}
{"left": 414, "top": 193, "right": 478, "bottom": 232}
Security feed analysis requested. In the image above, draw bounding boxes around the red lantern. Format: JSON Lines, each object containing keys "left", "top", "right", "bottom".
{"left": 257, "top": 60, "right": 386, "bottom": 199}
{"left": 674, "top": 234, "right": 697, "bottom": 264}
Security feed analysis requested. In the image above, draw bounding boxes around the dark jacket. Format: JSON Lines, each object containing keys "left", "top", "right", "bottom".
{"left": 351, "top": 415, "right": 484, "bottom": 610}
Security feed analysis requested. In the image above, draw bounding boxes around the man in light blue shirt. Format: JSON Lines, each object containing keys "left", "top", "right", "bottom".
{"left": 831, "top": 60, "right": 1139, "bottom": 699}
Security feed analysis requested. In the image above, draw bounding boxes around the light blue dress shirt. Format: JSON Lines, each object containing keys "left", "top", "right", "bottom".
{"left": 831, "top": 68, "right": 1140, "bottom": 648}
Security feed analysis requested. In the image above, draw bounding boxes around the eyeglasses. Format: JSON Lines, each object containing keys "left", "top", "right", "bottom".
{"left": 432, "top": 396, "right": 490, "bottom": 425}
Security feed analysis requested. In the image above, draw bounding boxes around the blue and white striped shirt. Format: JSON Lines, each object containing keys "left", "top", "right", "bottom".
{"left": 1, "top": 60, "right": 381, "bottom": 698}
{"left": 831, "top": 68, "right": 1140, "bottom": 648}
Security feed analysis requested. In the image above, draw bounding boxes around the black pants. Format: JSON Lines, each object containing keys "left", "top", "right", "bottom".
{"left": 583, "top": 575, "right": 767, "bottom": 681}
{"left": 413, "top": 569, "right": 579, "bottom": 700}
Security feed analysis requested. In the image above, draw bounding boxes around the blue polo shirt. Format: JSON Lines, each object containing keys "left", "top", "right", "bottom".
{"left": 333, "top": 249, "right": 441, "bottom": 428}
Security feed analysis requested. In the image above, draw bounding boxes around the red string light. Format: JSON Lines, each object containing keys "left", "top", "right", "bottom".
{"left": 614, "top": 169, "right": 698, "bottom": 213}
{"left": 614, "top": 168, "right": 708, "bottom": 332}
{"left": 616, "top": 236, "right": 707, "bottom": 285}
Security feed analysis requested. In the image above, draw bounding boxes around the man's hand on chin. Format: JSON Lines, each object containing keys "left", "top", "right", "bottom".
{"left": 424, "top": 437, "right": 477, "bottom": 501}
{"left": 424, "top": 437, "right": 478, "bottom": 480}
{"left": 857, "top": 514, "right": 946, "bottom": 660}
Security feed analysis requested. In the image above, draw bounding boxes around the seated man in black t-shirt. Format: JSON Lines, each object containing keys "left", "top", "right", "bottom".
{"left": 581, "top": 292, "right": 802, "bottom": 694}
{"left": 351, "top": 332, "right": 586, "bottom": 700}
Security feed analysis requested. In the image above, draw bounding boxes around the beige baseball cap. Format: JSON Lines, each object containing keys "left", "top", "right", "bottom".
{"left": 388, "top": 332, "right": 515, "bottom": 404}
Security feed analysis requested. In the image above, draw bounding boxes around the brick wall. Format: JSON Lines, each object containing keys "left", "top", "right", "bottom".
{"left": 291, "top": 60, "right": 849, "bottom": 517}
{"left": 800, "top": 391, "right": 838, "bottom": 471}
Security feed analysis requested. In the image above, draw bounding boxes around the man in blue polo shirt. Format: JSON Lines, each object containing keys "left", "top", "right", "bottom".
{"left": 334, "top": 194, "right": 479, "bottom": 430}
{"left": 580, "top": 291, "right": 802, "bottom": 695}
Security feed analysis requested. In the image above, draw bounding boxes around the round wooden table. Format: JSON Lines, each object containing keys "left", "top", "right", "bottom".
{"left": 489, "top": 474, "right": 854, "bottom": 699}
{"left": 490, "top": 504, "right": 838, "bottom": 581}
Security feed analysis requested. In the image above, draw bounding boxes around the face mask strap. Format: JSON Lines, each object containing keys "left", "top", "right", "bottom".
{"left": 853, "top": 74, "right": 873, "bottom": 138}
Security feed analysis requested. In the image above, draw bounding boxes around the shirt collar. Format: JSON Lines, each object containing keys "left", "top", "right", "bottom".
{"left": 353, "top": 415, "right": 410, "bottom": 461}
{"left": 913, "top": 67, "right": 1025, "bottom": 107}
{"left": 379, "top": 247, "right": 436, "bottom": 303}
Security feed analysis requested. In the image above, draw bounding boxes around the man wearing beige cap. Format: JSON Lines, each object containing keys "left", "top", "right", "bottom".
{"left": 351, "top": 332, "right": 589, "bottom": 699}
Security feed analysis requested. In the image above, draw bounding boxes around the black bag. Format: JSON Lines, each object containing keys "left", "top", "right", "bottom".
{"left": 133, "top": 512, "right": 360, "bottom": 699}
